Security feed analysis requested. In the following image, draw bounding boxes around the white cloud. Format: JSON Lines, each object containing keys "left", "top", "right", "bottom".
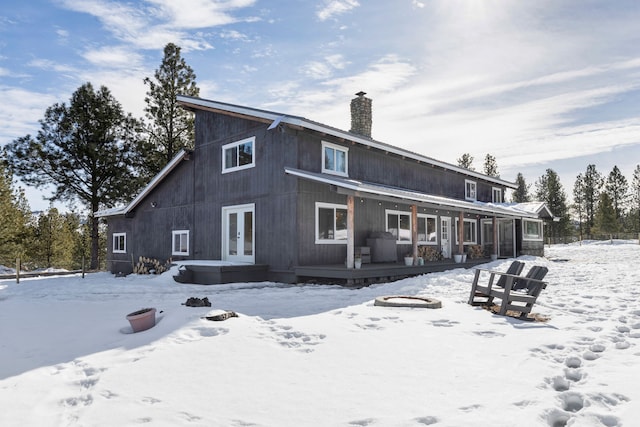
{"left": 317, "top": 0, "right": 360, "bottom": 21}
{"left": 58, "top": 0, "right": 252, "bottom": 51}
{"left": 0, "top": 87, "right": 59, "bottom": 141}
{"left": 145, "top": 0, "right": 258, "bottom": 29}
{"left": 82, "top": 46, "right": 144, "bottom": 68}
{"left": 28, "top": 59, "right": 77, "bottom": 75}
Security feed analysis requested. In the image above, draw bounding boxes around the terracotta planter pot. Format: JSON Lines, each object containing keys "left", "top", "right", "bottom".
{"left": 126, "top": 308, "right": 157, "bottom": 332}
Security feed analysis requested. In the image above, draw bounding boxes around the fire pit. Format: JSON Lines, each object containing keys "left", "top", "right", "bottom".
{"left": 374, "top": 296, "right": 442, "bottom": 309}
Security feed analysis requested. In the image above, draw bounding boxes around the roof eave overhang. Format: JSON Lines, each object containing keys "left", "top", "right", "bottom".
{"left": 285, "top": 167, "right": 538, "bottom": 219}
{"left": 94, "top": 149, "right": 190, "bottom": 218}
{"left": 177, "top": 95, "right": 517, "bottom": 189}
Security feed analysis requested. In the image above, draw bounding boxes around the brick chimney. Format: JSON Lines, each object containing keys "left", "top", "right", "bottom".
{"left": 350, "top": 91, "right": 372, "bottom": 138}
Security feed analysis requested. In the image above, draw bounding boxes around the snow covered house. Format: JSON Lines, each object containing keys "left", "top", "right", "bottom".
{"left": 96, "top": 93, "right": 552, "bottom": 283}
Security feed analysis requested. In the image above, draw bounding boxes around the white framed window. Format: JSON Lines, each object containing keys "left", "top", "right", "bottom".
{"left": 417, "top": 214, "right": 437, "bottom": 244}
{"left": 523, "top": 219, "right": 543, "bottom": 241}
{"left": 222, "top": 136, "right": 255, "bottom": 173}
{"left": 492, "top": 187, "right": 503, "bottom": 203}
{"left": 322, "top": 141, "right": 348, "bottom": 176}
{"left": 172, "top": 230, "right": 190, "bottom": 255}
{"left": 455, "top": 218, "right": 478, "bottom": 244}
{"left": 316, "top": 202, "right": 347, "bottom": 244}
{"left": 386, "top": 209, "right": 411, "bottom": 243}
{"left": 465, "top": 180, "right": 477, "bottom": 201}
{"left": 113, "top": 233, "right": 126, "bottom": 253}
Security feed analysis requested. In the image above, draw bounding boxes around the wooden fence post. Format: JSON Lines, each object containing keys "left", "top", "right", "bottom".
{"left": 16, "top": 257, "right": 20, "bottom": 284}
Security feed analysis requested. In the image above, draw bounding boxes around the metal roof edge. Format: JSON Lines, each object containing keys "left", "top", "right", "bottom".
{"left": 94, "top": 149, "right": 190, "bottom": 218}
{"left": 177, "top": 95, "right": 517, "bottom": 189}
{"left": 284, "top": 167, "right": 537, "bottom": 218}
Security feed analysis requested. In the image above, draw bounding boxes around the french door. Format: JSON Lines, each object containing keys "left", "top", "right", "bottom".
{"left": 440, "top": 217, "right": 451, "bottom": 258}
{"left": 222, "top": 204, "right": 255, "bottom": 263}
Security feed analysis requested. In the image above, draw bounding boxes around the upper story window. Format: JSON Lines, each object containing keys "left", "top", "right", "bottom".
{"left": 386, "top": 210, "right": 411, "bottom": 243}
{"left": 172, "top": 230, "right": 190, "bottom": 255}
{"left": 315, "top": 202, "right": 348, "bottom": 244}
{"left": 322, "top": 141, "right": 348, "bottom": 176}
{"left": 465, "top": 180, "right": 477, "bottom": 201}
{"left": 492, "top": 187, "right": 503, "bottom": 203}
{"left": 523, "top": 219, "right": 543, "bottom": 241}
{"left": 113, "top": 233, "right": 126, "bottom": 253}
{"left": 418, "top": 214, "right": 437, "bottom": 244}
{"left": 222, "top": 137, "right": 255, "bottom": 173}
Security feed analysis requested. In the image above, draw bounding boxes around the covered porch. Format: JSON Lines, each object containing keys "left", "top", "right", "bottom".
{"left": 286, "top": 168, "right": 541, "bottom": 273}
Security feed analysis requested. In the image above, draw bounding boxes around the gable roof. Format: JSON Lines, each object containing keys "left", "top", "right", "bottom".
{"left": 285, "top": 167, "right": 540, "bottom": 219}
{"left": 177, "top": 95, "right": 517, "bottom": 189}
{"left": 95, "top": 149, "right": 190, "bottom": 218}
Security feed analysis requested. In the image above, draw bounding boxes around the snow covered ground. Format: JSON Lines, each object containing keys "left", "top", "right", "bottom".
{"left": 1, "top": 241, "right": 639, "bottom": 427}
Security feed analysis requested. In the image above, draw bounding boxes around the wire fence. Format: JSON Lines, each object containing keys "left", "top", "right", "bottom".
{"left": 546, "top": 233, "right": 640, "bottom": 245}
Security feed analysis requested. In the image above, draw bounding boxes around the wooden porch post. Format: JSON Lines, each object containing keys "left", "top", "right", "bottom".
{"left": 492, "top": 216, "right": 498, "bottom": 257}
{"left": 411, "top": 204, "right": 418, "bottom": 265}
{"left": 458, "top": 211, "right": 464, "bottom": 255}
{"left": 346, "top": 195, "right": 355, "bottom": 269}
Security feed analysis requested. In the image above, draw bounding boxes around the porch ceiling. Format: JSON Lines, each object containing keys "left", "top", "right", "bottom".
{"left": 285, "top": 167, "right": 540, "bottom": 220}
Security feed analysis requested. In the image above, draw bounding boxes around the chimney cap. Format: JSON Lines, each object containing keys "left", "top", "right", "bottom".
{"left": 355, "top": 91, "right": 367, "bottom": 97}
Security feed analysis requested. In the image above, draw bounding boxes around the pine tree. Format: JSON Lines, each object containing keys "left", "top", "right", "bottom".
{"left": 593, "top": 192, "right": 618, "bottom": 235}
{"left": 579, "top": 164, "right": 603, "bottom": 236}
{"left": 511, "top": 173, "right": 530, "bottom": 202}
{"left": 0, "top": 150, "right": 31, "bottom": 267}
{"left": 605, "top": 165, "right": 628, "bottom": 222}
{"left": 5, "top": 82, "right": 145, "bottom": 269}
{"left": 143, "top": 43, "right": 199, "bottom": 176}
{"left": 457, "top": 153, "right": 474, "bottom": 170}
{"left": 483, "top": 154, "right": 499, "bottom": 177}
{"left": 29, "top": 207, "right": 77, "bottom": 269}
{"left": 573, "top": 173, "right": 585, "bottom": 240}
{"left": 535, "top": 169, "right": 571, "bottom": 239}
{"left": 632, "top": 165, "right": 640, "bottom": 233}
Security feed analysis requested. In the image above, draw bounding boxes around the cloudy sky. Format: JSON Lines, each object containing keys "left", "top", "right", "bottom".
{"left": 2, "top": 0, "right": 640, "bottom": 211}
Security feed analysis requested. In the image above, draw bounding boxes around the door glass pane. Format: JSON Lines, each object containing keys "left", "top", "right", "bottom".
{"left": 483, "top": 222, "right": 494, "bottom": 254}
{"left": 244, "top": 211, "right": 253, "bottom": 256}
{"left": 229, "top": 213, "right": 238, "bottom": 255}
{"left": 499, "top": 220, "right": 514, "bottom": 257}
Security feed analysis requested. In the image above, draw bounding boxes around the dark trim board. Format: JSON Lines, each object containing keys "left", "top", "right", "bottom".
{"left": 174, "top": 264, "right": 270, "bottom": 285}
{"left": 295, "top": 259, "right": 489, "bottom": 286}
{"left": 171, "top": 259, "right": 490, "bottom": 286}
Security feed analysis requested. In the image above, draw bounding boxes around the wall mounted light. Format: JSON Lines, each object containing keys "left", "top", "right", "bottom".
{"left": 151, "top": 201, "right": 157, "bottom": 208}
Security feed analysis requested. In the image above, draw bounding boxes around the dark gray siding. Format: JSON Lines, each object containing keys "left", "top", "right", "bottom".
{"left": 294, "top": 132, "right": 506, "bottom": 202}
{"left": 106, "top": 106, "right": 523, "bottom": 279}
